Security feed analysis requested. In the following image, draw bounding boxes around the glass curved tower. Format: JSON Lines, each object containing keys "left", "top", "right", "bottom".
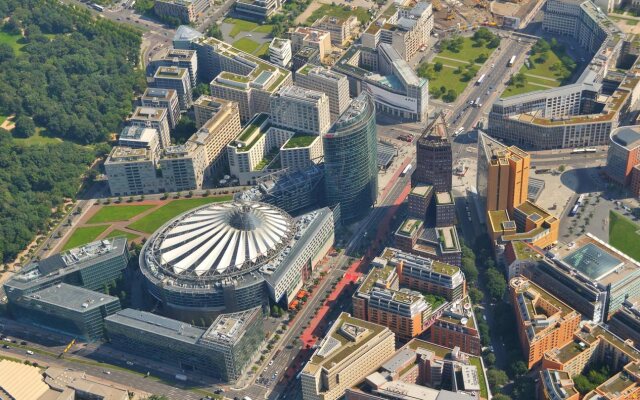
{"left": 323, "top": 92, "right": 377, "bottom": 223}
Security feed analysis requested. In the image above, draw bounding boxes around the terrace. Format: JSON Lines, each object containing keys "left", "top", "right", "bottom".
{"left": 283, "top": 133, "right": 318, "bottom": 149}
{"left": 358, "top": 264, "right": 396, "bottom": 294}
{"left": 399, "top": 218, "right": 423, "bottom": 236}
{"left": 512, "top": 241, "right": 542, "bottom": 261}
{"left": 410, "top": 184, "right": 432, "bottom": 198}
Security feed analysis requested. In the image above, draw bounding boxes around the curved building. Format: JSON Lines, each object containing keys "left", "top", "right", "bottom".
{"left": 140, "top": 200, "right": 336, "bottom": 321}
{"left": 323, "top": 92, "right": 377, "bottom": 223}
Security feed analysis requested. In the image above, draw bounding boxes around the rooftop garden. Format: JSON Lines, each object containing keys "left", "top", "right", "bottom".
{"left": 307, "top": 4, "right": 372, "bottom": 25}
{"left": 284, "top": 133, "right": 317, "bottom": 148}
{"left": 399, "top": 218, "right": 423, "bottom": 235}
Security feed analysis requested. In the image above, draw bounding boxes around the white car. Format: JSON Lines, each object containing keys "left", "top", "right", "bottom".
{"left": 26, "top": 350, "right": 34, "bottom": 355}
{"left": 268, "top": 360, "right": 274, "bottom": 366}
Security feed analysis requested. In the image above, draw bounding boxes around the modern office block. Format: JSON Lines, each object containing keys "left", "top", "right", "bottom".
{"left": 606, "top": 125, "right": 640, "bottom": 187}
{"left": 431, "top": 297, "right": 481, "bottom": 356}
{"left": 154, "top": 0, "right": 211, "bottom": 23}
{"left": 149, "top": 48, "right": 198, "bottom": 88}
{"left": 105, "top": 307, "right": 263, "bottom": 382}
{"left": 141, "top": 88, "right": 181, "bottom": 130}
{"left": 11, "top": 283, "right": 120, "bottom": 341}
{"left": 362, "top": 1, "right": 433, "bottom": 61}
{"left": 234, "top": 0, "right": 281, "bottom": 20}
{"left": 280, "top": 134, "right": 323, "bottom": 172}
{"left": 312, "top": 15, "right": 359, "bottom": 47}
{"left": 4, "top": 237, "right": 130, "bottom": 302}
{"left": 407, "top": 184, "right": 433, "bottom": 220}
{"left": 291, "top": 27, "right": 332, "bottom": 58}
{"left": 301, "top": 313, "right": 396, "bottom": 400}
{"left": 394, "top": 221, "right": 463, "bottom": 268}
{"left": 323, "top": 93, "right": 377, "bottom": 223}
{"left": 295, "top": 64, "right": 351, "bottom": 121}
{"left": 510, "top": 277, "right": 581, "bottom": 368}
{"left": 435, "top": 192, "right": 455, "bottom": 227}
{"left": 334, "top": 44, "right": 428, "bottom": 122}
{"left": 269, "top": 38, "right": 292, "bottom": 68}
{"left": 105, "top": 147, "right": 161, "bottom": 196}
{"left": 413, "top": 117, "right": 452, "bottom": 192}
{"left": 151, "top": 66, "right": 193, "bottom": 110}
{"left": 159, "top": 142, "right": 207, "bottom": 192}
{"left": 608, "top": 301, "right": 640, "bottom": 349}
{"left": 117, "top": 126, "right": 161, "bottom": 157}
{"left": 487, "top": 201, "right": 559, "bottom": 250}
{"left": 129, "top": 107, "right": 171, "bottom": 149}
{"left": 270, "top": 86, "right": 331, "bottom": 135}
{"left": 292, "top": 46, "right": 321, "bottom": 72}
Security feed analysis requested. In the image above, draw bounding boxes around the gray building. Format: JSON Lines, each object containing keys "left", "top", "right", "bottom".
{"left": 270, "top": 85, "right": 331, "bottom": 135}
{"left": 295, "top": 64, "right": 351, "bottom": 122}
{"left": 4, "top": 238, "right": 130, "bottom": 303}
{"left": 105, "top": 307, "right": 263, "bottom": 381}
{"left": 141, "top": 88, "right": 181, "bottom": 130}
{"left": 234, "top": 0, "right": 281, "bottom": 20}
{"left": 148, "top": 48, "right": 198, "bottom": 88}
{"left": 11, "top": 283, "right": 121, "bottom": 341}
{"left": 323, "top": 93, "right": 378, "bottom": 223}
{"left": 151, "top": 66, "right": 193, "bottom": 110}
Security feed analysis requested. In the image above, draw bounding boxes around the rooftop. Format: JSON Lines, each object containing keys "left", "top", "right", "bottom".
{"left": 358, "top": 263, "right": 396, "bottom": 295}
{"left": 130, "top": 106, "right": 166, "bottom": 122}
{"left": 107, "top": 146, "right": 154, "bottom": 163}
{"left": 511, "top": 241, "right": 543, "bottom": 261}
{"left": 154, "top": 66, "right": 188, "bottom": 79}
{"left": 233, "top": 113, "right": 270, "bottom": 151}
{"left": 611, "top": 125, "right": 640, "bottom": 150}
{"left": 398, "top": 218, "right": 423, "bottom": 236}
{"left": 201, "top": 307, "right": 260, "bottom": 346}
{"left": 105, "top": 308, "right": 205, "bottom": 344}
{"left": 540, "top": 369, "right": 578, "bottom": 400}
{"left": 142, "top": 87, "right": 177, "bottom": 100}
{"left": 283, "top": 133, "right": 318, "bottom": 149}
{"left": 435, "top": 192, "right": 453, "bottom": 205}
{"left": 411, "top": 184, "right": 433, "bottom": 198}
{"left": 437, "top": 296, "right": 477, "bottom": 331}
{"left": 26, "top": 283, "right": 119, "bottom": 312}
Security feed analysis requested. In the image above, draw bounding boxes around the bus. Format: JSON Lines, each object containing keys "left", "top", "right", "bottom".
{"left": 476, "top": 74, "right": 485, "bottom": 85}
{"left": 453, "top": 127, "right": 464, "bottom": 137}
{"left": 91, "top": 3, "right": 104, "bottom": 11}
{"left": 508, "top": 55, "right": 516, "bottom": 67}
{"left": 400, "top": 163, "right": 412, "bottom": 177}
{"left": 572, "top": 148, "right": 596, "bottom": 154}
{"left": 569, "top": 204, "right": 579, "bottom": 217}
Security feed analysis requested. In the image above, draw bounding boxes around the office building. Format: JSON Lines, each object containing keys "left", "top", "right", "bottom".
{"left": 105, "top": 307, "right": 263, "bottom": 382}
{"left": 173, "top": 25, "right": 204, "bottom": 50}
{"left": 292, "top": 46, "right": 321, "bottom": 72}
{"left": 362, "top": 2, "right": 433, "bottom": 61}
{"left": 301, "top": 312, "right": 396, "bottom": 400}
{"left": 312, "top": 15, "right": 359, "bottom": 47}
{"left": 413, "top": 117, "right": 452, "bottom": 192}
{"left": 280, "top": 134, "right": 323, "bottom": 172}
{"left": 154, "top": 0, "right": 211, "bottom": 23}
{"left": 139, "top": 200, "right": 334, "bottom": 320}
{"left": 117, "top": 125, "right": 161, "bottom": 157}
{"left": 151, "top": 66, "right": 193, "bottom": 110}
{"left": 149, "top": 48, "right": 198, "bottom": 88}
{"left": 270, "top": 85, "right": 331, "bottom": 135}
{"left": 129, "top": 106, "right": 171, "bottom": 149}
{"left": 333, "top": 44, "right": 428, "bottom": 122}
{"left": 394, "top": 220, "right": 463, "bottom": 267}
{"left": 435, "top": 192, "right": 455, "bottom": 227}
{"left": 346, "top": 339, "right": 489, "bottom": 400}
{"left": 407, "top": 184, "right": 433, "bottom": 220}
{"left": 503, "top": 240, "right": 544, "bottom": 280}
{"left": 234, "top": 0, "right": 281, "bottom": 20}
{"left": 477, "top": 132, "right": 530, "bottom": 214}
{"left": 606, "top": 125, "right": 640, "bottom": 191}
{"left": 11, "top": 283, "right": 120, "bottom": 341}
{"left": 431, "top": 297, "right": 481, "bottom": 356}
{"left": 105, "top": 146, "right": 161, "bottom": 196}
{"left": 269, "top": 38, "right": 292, "bottom": 68}
{"left": 487, "top": 201, "right": 560, "bottom": 250}
{"left": 159, "top": 142, "right": 207, "bottom": 192}
{"left": 323, "top": 93, "right": 377, "bottom": 223}
{"left": 141, "top": 87, "right": 181, "bottom": 129}
{"left": 4, "top": 237, "right": 130, "bottom": 302}
{"left": 510, "top": 277, "right": 582, "bottom": 368}
{"left": 295, "top": 64, "right": 351, "bottom": 121}
{"left": 542, "top": 323, "right": 640, "bottom": 399}
{"left": 538, "top": 369, "right": 579, "bottom": 400}
{"left": 291, "top": 27, "right": 332, "bottom": 59}
{"left": 608, "top": 301, "right": 640, "bottom": 349}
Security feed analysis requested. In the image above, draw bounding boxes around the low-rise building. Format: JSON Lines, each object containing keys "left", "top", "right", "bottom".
{"left": 269, "top": 38, "right": 292, "bottom": 68}
{"left": 154, "top": 0, "right": 211, "bottom": 23}
{"left": 151, "top": 66, "right": 193, "bottom": 110}
{"left": 510, "top": 277, "right": 581, "bottom": 368}
{"left": 430, "top": 297, "right": 481, "bottom": 356}
{"left": 291, "top": 27, "right": 332, "bottom": 59}
{"left": 301, "top": 312, "right": 396, "bottom": 400}
{"left": 141, "top": 87, "right": 181, "bottom": 129}
{"left": 312, "top": 15, "right": 359, "bottom": 47}
{"left": 295, "top": 64, "right": 351, "bottom": 121}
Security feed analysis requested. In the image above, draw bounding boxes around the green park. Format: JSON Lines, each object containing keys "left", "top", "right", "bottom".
{"left": 609, "top": 210, "right": 640, "bottom": 262}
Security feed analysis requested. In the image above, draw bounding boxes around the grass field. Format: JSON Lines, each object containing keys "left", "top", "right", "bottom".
{"left": 523, "top": 50, "right": 565, "bottom": 80}
{"left": 0, "top": 115, "right": 6, "bottom": 124}
{"left": 87, "top": 205, "right": 155, "bottom": 224}
{"left": 0, "top": 31, "right": 23, "bottom": 53}
{"left": 224, "top": 17, "right": 274, "bottom": 38}
{"left": 254, "top": 42, "right": 270, "bottom": 57}
{"left": 503, "top": 49, "right": 567, "bottom": 96}
{"left": 233, "top": 37, "right": 260, "bottom": 54}
{"left": 12, "top": 129, "right": 63, "bottom": 146}
{"left": 425, "top": 65, "right": 471, "bottom": 97}
{"left": 432, "top": 56, "right": 472, "bottom": 69}
{"left": 438, "top": 37, "right": 496, "bottom": 64}
{"left": 62, "top": 225, "right": 109, "bottom": 250}
{"left": 105, "top": 229, "right": 140, "bottom": 241}
{"left": 128, "top": 196, "right": 232, "bottom": 234}
{"left": 609, "top": 211, "right": 640, "bottom": 262}
{"left": 307, "top": 4, "right": 371, "bottom": 24}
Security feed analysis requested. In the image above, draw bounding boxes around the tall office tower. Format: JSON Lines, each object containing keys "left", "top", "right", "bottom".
{"left": 129, "top": 107, "right": 171, "bottom": 149}
{"left": 141, "top": 88, "right": 181, "bottom": 130}
{"left": 323, "top": 93, "right": 377, "bottom": 223}
{"left": 149, "top": 48, "right": 198, "bottom": 88}
{"left": 270, "top": 86, "right": 331, "bottom": 135}
{"left": 477, "top": 131, "right": 531, "bottom": 214}
{"left": 151, "top": 66, "right": 193, "bottom": 110}
{"left": 295, "top": 64, "right": 350, "bottom": 121}
{"left": 413, "top": 114, "right": 452, "bottom": 192}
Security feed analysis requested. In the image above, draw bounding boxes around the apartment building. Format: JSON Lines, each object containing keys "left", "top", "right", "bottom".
{"left": 159, "top": 142, "right": 207, "bottom": 192}
{"left": 362, "top": 2, "right": 433, "bottom": 61}
{"left": 295, "top": 64, "right": 350, "bottom": 121}
{"left": 118, "top": 126, "right": 161, "bottom": 158}
{"left": 312, "top": 15, "right": 359, "bottom": 47}
{"left": 154, "top": 0, "right": 211, "bottom": 23}
{"left": 129, "top": 106, "right": 171, "bottom": 149}
{"left": 105, "top": 147, "right": 160, "bottom": 196}
{"left": 539, "top": 369, "right": 579, "bottom": 400}
{"left": 269, "top": 38, "right": 292, "bottom": 68}
{"left": 234, "top": 0, "right": 281, "bottom": 20}
{"left": 149, "top": 48, "right": 198, "bottom": 88}
{"left": 141, "top": 87, "right": 181, "bottom": 130}
{"left": 152, "top": 66, "right": 193, "bottom": 110}
{"left": 606, "top": 125, "right": 640, "bottom": 191}
{"left": 301, "top": 313, "right": 396, "bottom": 400}
{"left": 510, "top": 277, "right": 582, "bottom": 368}
{"left": 291, "top": 27, "right": 332, "bottom": 59}
{"left": 280, "top": 134, "right": 323, "bottom": 171}
{"left": 431, "top": 297, "right": 481, "bottom": 356}
{"left": 270, "top": 85, "right": 331, "bottom": 135}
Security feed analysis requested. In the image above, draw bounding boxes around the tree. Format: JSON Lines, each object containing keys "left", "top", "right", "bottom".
{"left": 434, "top": 61, "right": 443, "bottom": 72}
{"left": 174, "top": 115, "right": 197, "bottom": 144}
{"left": 492, "top": 395, "right": 511, "bottom": 400}
{"left": 461, "top": 257, "right": 479, "bottom": 283}
{"left": 469, "top": 287, "right": 484, "bottom": 303}
{"left": 487, "top": 368, "right": 509, "bottom": 390}
{"left": 0, "top": 43, "right": 14, "bottom": 63}
{"left": 512, "top": 376, "right": 536, "bottom": 400}
{"left": 193, "top": 83, "right": 210, "bottom": 98}
{"left": 476, "top": 53, "right": 488, "bottom": 63}
{"left": 485, "top": 268, "right": 507, "bottom": 300}
{"left": 207, "top": 23, "right": 223, "bottom": 40}
{"left": 442, "top": 89, "right": 457, "bottom": 103}
{"left": 508, "top": 360, "right": 528, "bottom": 378}
{"left": 558, "top": 164, "right": 566, "bottom": 172}
{"left": 13, "top": 116, "right": 36, "bottom": 138}
{"left": 485, "top": 353, "right": 496, "bottom": 366}
{"left": 573, "top": 374, "right": 598, "bottom": 394}
{"left": 488, "top": 36, "right": 501, "bottom": 49}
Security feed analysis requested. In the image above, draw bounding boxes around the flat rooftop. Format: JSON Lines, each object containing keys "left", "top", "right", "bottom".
{"left": 154, "top": 66, "right": 188, "bottom": 79}
{"left": 438, "top": 296, "right": 477, "bottom": 331}
{"left": 358, "top": 263, "right": 396, "bottom": 295}
{"left": 611, "top": 125, "right": 640, "bottom": 150}
{"left": 435, "top": 192, "right": 453, "bottom": 205}
{"left": 201, "top": 307, "right": 259, "bottom": 346}
{"left": 410, "top": 184, "right": 433, "bottom": 198}
{"left": 105, "top": 308, "right": 205, "bottom": 344}
{"left": 119, "top": 126, "right": 158, "bottom": 143}
{"left": 142, "top": 87, "right": 177, "bottom": 100}
{"left": 27, "top": 283, "right": 119, "bottom": 312}
{"left": 131, "top": 106, "right": 166, "bottom": 121}
{"left": 107, "top": 146, "right": 154, "bottom": 162}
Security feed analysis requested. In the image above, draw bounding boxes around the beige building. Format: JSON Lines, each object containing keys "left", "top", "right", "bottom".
{"left": 129, "top": 106, "right": 171, "bottom": 149}
{"left": 118, "top": 126, "right": 161, "bottom": 158}
{"left": 270, "top": 85, "right": 331, "bottom": 135}
{"left": 154, "top": 0, "right": 210, "bottom": 23}
{"left": 280, "top": 134, "right": 324, "bottom": 172}
{"left": 160, "top": 142, "right": 207, "bottom": 192}
{"left": 301, "top": 312, "right": 395, "bottom": 400}
{"left": 105, "top": 147, "right": 160, "bottom": 196}
{"left": 152, "top": 66, "right": 193, "bottom": 110}
{"left": 141, "top": 87, "right": 180, "bottom": 130}
{"left": 295, "top": 64, "right": 350, "bottom": 121}
{"left": 291, "top": 27, "right": 332, "bottom": 59}
{"left": 149, "top": 48, "right": 198, "bottom": 88}
{"left": 269, "top": 38, "right": 292, "bottom": 68}
{"left": 312, "top": 15, "right": 359, "bottom": 47}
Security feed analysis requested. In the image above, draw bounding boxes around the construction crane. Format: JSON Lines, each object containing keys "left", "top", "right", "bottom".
{"left": 58, "top": 338, "right": 76, "bottom": 358}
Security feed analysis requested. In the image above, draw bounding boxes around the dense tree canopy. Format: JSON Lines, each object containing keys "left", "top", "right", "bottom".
{"left": 0, "top": 0, "right": 145, "bottom": 144}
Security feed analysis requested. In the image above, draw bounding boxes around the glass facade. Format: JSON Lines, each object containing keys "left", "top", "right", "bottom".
{"left": 323, "top": 93, "right": 377, "bottom": 223}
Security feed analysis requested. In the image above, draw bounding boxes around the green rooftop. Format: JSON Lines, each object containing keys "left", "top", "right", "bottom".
{"left": 358, "top": 264, "right": 396, "bottom": 294}
{"left": 297, "top": 64, "right": 314, "bottom": 76}
{"left": 512, "top": 241, "right": 541, "bottom": 261}
{"left": 283, "top": 134, "right": 318, "bottom": 148}
{"left": 399, "top": 218, "right": 423, "bottom": 236}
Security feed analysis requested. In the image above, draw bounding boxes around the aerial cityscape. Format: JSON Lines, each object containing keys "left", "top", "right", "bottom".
{"left": 3, "top": 0, "right": 640, "bottom": 399}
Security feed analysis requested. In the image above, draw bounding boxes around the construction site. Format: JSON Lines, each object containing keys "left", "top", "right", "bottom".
{"left": 432, "top": 0, "right": 544, "bottom": 32}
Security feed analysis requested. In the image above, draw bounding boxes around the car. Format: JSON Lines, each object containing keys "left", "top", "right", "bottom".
{"left": 2, "top": 345, "right": 9, "bottom": 349}
{"left": 264, "top": 368, "right": 268, "bottom": 372}
{"left": 26, "top": 350, "right": 34, "bottom": 355}
{"left": 269, "top": 360, "right": 274, "bottom": 366}
{"left": 275, "top": 371, "right": 279, "bottom": 376}
{"left": 20, "top": 341, "right": 27, "bottom": 345}
{"left": 491, "top": 63, "right": 495, "bottom": 68}
{"left": 2, "top": 338, "right": 10, "bottom": 342}
{"left": 103, "top": 370, "right": 111, "bottom": 375}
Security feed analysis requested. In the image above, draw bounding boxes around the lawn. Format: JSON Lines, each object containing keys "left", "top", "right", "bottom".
{"left": 87, "top": 205, "right": 155, "bottom": 224}
{"left": 105, "top": 229, "right": 140, "bottom": 241}
{"left": 12, "top": 128, "right": 63, "bottom": 146}
{"left": 503, "top": 82, "right": 548, "bottom": 96}
{"left": 438, "top": 37, "right": 496, "bottom": 64}
{"left": 503, "top": 50, "right": 567, "bottom": 96}
{"left": 62, "top": 225, "right": 109, "bottom": 250}
{"left": 432, "top": 56, "right": 472, "bottom": 69}
{"left": 0, "top": 115, "right": 5, "bottom": 124}
{"left": 0, "top": 31, "right": 23, "bottom": 53}
{"left": 254, "top": 41, "right": 270, "bottom": 57}
{"left": 419, "top": 62, "right": 476, "bottom": 101}
{"left": 609, "top": 211, "right": 640, "bottom": 262}
{"left": 254, "top": 24, "right": 274, "bottom": 34}
{"left": 522, "top": 49, "right": 565, "bottom": 80}
{"left": 307, "top": 4, "right": 371, "bottom": 24}
{"left": 225, "top": 17, "right": 259, "bottom": 38}
{"left": 128, "top": 196, "right": 232, "bottom": 234}
{"left": 233, "top": 37, "right": 260, "bottom": 54}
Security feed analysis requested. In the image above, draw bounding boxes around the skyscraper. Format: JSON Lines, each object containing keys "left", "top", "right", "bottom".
{"left": 323, "top": 93, "right": 377, "bottom": 223}
{"left": 412, "top": 113, "right": 452, "bottom": 192}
